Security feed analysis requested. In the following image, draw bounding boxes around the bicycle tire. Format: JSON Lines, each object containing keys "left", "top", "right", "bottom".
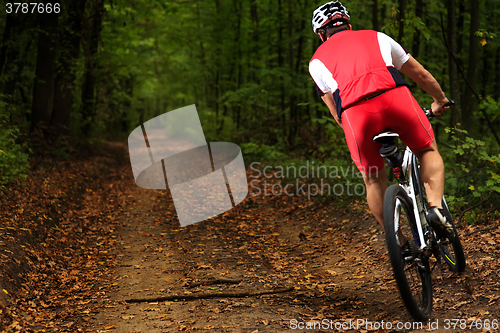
{"left": 384, "top": 184, "right": 432, "bottom": 321}
{"left": 439, "top": 200, "right": 466, "bottom": 272}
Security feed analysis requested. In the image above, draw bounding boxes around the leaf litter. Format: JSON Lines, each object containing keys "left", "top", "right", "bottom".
{"left": 0, "top": 141, "right": 498, "bottom": 332}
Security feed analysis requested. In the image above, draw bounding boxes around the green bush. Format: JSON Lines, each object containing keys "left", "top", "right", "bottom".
{"left": 240, "top": 142, "right": 288, "bottom": 163}
{"left": 443, "top": 125, "right": 500, "bottom": 218}
{"left": 0, "top": 115, "right": 31, "bottom": 186}
{"left": 312, "top": 116, "right": 350, "bottom": 160}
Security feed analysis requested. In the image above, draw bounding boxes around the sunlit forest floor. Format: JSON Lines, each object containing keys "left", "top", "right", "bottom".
{"left": 0, "top": 141, "right": 499, "bottom": 332}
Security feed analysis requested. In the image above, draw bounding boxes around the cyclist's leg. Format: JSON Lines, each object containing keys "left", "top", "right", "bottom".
{"left": 412, "top": 140, "right": 444, "bottom": 209}
{"left": 382, "top": 86, "right": 442, "bottom": 207}
{"left": 362, "top": 167, "right": 387, "bottom": 227}
{"left": 342, "top": 102, "right": 388, "bottom": 228}
{"left": 413, "top": 140, "right": 454, "bottom": 239}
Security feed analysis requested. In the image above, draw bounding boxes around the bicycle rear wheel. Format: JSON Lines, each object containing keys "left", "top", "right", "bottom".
{"left": 384, "top": 184, "right": 432, "bottom": 321}
{"left": 439, "top": 199, "right": 466, "bottom": 272}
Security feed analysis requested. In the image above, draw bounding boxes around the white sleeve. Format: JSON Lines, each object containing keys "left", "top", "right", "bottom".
{"left": 309, "top": 59, "right": 338, "bottom": 94}
{"left": 377, "top": 32, "right": 410, "bottom": 70}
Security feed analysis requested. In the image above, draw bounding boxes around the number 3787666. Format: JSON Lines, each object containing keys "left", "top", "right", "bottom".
{"left": 6, "top": 3, "right": 60, "bottom": 14}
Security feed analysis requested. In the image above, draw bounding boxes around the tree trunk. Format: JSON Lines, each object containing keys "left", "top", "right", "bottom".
{"left": 233, "top": 0, "right": 242, "bottom": 129}
{"left": 0, "top": 15, "right": 14, "bottom": 78}
{"left": 30, "top": 7, "right": 59, "bottom": 133}
{"left": 397, "top": 0, "right": 405, "bottom": 43}
{"left": 2, "top": 35, "right": 33, "bottom": 125}
{"left": 212, "top": 0, "right": 221, "bottom": 128}
{"left": 411, "top": 0, "right": 423, "bottom": 59}
{"left": 461, "top": 0, "right": 480, "bottom": 132}
{"left": 456, "top": 0, "right": 465, "bottom": 61}
{"left": 447, "top": 0, "right": 462, "bottom": 126}
{"left": 1, "top": 14, "right": 35, "bottom": 112}
{"left": 494, "top": 47, "right": 500, "bottom": 100}
{"left": 372, "top": 0, "right": 380, "bottom": 31}
{"left": 51, "top": 0, "right": 87, "bottom": 135}
{"left": 287, "top": 0, "right": 296, "bottom": 146}
{"left": 250, "top": 0, "right": 259, "bottom": 83}
{"left": 481, "top": 47, "right": 490, "bottom": 97}
{"left": 81, "top": 0, "right": 104, "bottom": 136}
{"left": 380, "top": 3, "right": 387, "bottom": 22}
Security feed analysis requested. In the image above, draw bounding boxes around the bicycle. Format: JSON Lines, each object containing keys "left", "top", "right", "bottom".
{"left": 373, "top": 101, "right": 466, "bottom": 322}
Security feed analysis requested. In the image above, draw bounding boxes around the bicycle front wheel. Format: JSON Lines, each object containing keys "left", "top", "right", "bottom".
{"left": 384, "top": 184, "right": 432, "bottom": 321}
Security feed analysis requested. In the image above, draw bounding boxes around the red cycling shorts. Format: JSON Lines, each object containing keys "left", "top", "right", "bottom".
{"left": 341, "top": 86, "right": 434, "bottom": 174}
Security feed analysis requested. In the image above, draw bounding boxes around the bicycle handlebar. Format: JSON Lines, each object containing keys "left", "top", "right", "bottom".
{"left": 423, "top": 96, "right": 455, "bottom": 119}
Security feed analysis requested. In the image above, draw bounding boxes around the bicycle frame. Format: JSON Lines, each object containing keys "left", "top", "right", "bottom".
{"left": 397, "top": 147, "right": 429, "bottom": 252}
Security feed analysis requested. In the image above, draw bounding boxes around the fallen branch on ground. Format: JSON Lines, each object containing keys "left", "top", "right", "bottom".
{"left": 465, "top": 222, "right": 500, "bottom": 237}
{"left": 186, "top": 279, "right": 242, "bottom": 289}
{"left": 124, "top": 286, "right": 294, "bottom": 303}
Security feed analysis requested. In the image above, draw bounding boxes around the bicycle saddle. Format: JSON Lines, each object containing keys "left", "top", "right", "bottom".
{"left": 373, "top": 132, "right": 399, "bottom": 145}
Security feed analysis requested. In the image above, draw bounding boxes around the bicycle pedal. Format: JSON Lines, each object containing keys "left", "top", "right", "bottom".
{"left": 414, "top": 258, "right": 427, "bottom": 271}
{"left": 403, "top": 254, "right": 414, "bottom": 262}
{"left": 437, "top": 238, "right": 450, "bottom": 245}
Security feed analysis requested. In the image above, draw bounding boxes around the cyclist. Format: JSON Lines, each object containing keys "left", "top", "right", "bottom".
{"left": 309, "top": 1, "right": 454, "bottom": 240}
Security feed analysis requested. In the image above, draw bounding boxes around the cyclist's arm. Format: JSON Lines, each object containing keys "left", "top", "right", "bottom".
{"left": 309, "top": 59, "right": 343, "bottom": 128}
{"left": 399, "top": 55, "right": 449, "bottom": 116}
{"left": 321, "top": 92, "right": 343, "bottom": 129}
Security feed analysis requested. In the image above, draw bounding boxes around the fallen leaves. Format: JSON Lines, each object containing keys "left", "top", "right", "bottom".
{"left": 0, "top": 141, "right": 498, "bottom": 332}
{"left": 140, "top": 307, "right": 161, "bottom": 312}
{"left": 0, "top": 141, "right": 131, "bottom": 330}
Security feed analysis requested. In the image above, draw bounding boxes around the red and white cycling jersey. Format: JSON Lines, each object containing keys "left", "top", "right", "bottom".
{"left": 309, "top": 30, "right": 410, "bottom": 118}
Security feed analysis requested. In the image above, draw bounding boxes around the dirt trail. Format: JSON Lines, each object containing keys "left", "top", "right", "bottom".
{"left": 2, "top": 141, "right": 498, "bottom": 333}
{"left": 88, "top": 171, "right": 499, "bottom": 332}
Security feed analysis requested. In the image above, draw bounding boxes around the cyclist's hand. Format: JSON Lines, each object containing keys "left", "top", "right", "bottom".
{"left": 431, "top": 99, "right": 450, "bottom": 117}
{"left": 335, "top": 118, "right": 343, "bottom": 129}
{"left": 333, "top": 115, "right": 343, "bottom": 129}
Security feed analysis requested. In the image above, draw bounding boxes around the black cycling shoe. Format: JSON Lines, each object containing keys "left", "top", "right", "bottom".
{"left": 427, "top": 206, "right": 455, "bottom": 242}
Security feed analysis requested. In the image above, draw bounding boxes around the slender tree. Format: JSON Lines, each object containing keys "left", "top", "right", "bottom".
{"left": 447, "top": 0, "right": 462, "bottom": 126}
{"left": 81, "top": 0, "right": 105, "bottom": 135}
{"left": 397, "top": 0, "right": 405, "bottom": 43}
{"left": 30, "top": 3, "right": 59, "bottom": 133}
{"left": 411, "top": 0, "right": 423, "bottom": 59}
{"left": 461, "top": 0, "right": 480, "bottom": 132}
{"left": 51, "top": 0, "right": 87, "bottom": 134}
{"left": 372, "top": 0, "right": 380, "bottom": 31}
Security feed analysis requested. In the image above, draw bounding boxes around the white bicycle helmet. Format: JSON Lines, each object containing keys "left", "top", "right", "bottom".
{"left": 312, "top": 1, "right": 350, "bottom": 34}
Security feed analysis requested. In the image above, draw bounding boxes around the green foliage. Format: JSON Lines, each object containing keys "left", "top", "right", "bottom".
{"left": 478, "top": 96, "right": 500, "bottom": 124}
{"left": 312, "top": 116, "right": 350, "bottom": 160}
{"left": 443, "top": 125, "right": 500, "bottom": 215}
{"left": 0, "top": 113, "right": 31, "bottom": 186}
{"left": 240, "top": 142, "right": 288, "bottom": 163}
{"left": 1, "top": 0, "right": 499, "bottom": 223}
{"left": 475, "top": 29, "right": 496, "bottom": 46}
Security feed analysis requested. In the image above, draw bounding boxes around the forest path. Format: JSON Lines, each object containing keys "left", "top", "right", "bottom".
{"left": 88, "top": 159, "right": 499, "bottom": 333}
